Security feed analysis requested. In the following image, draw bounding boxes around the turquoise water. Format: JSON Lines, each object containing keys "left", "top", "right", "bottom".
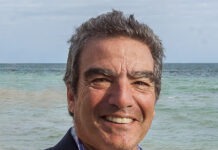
{"left": 0, "top": 63, "right": 218, "bottom": 150}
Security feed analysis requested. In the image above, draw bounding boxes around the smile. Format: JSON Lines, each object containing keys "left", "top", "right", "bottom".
{"left": 105, "top": 116, "right": 133, "bottom": 124}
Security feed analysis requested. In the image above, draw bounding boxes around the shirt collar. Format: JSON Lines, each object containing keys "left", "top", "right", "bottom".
{"left": 71, "top": 127, "right": 86, "bottom": 150}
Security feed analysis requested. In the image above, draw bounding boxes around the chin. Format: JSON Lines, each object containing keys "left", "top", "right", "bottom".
{"left": 99, "top": 134, "right": 139, "bottom": 150}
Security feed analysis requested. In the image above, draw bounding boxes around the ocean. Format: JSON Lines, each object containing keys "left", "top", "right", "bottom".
{"left": 0, "top": 63, "right": 218, "bottom": 150}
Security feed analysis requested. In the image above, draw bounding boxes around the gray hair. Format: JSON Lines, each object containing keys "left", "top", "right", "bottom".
{"left": 64, "top": 10, "right": 164, "bottom": 101}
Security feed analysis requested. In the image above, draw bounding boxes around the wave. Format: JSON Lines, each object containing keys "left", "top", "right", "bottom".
{"left": 0, "top": 88, "right": 66, "bottom": 108}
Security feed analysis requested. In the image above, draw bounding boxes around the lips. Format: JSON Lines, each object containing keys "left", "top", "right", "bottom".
{"left": 104, "top": 116, "right": 134, "bottom": 124}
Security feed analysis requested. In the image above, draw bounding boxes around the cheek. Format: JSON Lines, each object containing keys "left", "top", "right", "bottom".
{"left": 76, "top": 87, "right": 106, "bottom": 114}
{"left": 87, "top": 88, "right": 107, "bottom": 104}
{"left": 136, "top": 93, "right": 156, "bottom": 118}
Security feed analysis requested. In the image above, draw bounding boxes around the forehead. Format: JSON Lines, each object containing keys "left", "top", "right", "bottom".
{"left": 79, "top": 36, "right": 154, "bottom": 74}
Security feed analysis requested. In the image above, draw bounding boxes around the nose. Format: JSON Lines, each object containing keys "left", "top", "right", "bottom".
{"left": 108, "top": 79, "right": 134, "bottom": 109}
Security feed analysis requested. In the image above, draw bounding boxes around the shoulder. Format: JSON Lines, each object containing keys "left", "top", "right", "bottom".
{"left": 45, "top": 128, "right": 79, "bottom": 150}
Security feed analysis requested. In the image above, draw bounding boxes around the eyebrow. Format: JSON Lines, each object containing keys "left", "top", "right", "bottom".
{"left": 84, "top": 67, "right": 155, "bottom": 81}
{"left": 84, "top": 68, "right": 115, "bottom": 79}
{"left": 128, "top": 71, "right": 155, "bottom": 81}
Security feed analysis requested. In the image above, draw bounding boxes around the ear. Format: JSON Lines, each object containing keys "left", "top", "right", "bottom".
{"left": 153, "top": 110, "right": 156, "bottom": 118}
{"left": 67, "top": 84, "right": 75, "bottom": 115}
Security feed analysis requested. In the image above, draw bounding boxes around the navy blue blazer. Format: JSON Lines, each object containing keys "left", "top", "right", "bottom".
{"left": 45, "top": 128, "right": 79, "bottom": 150}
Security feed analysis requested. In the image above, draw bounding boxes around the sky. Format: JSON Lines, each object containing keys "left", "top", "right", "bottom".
{"left": 0, "top": 0, "right": 218, "bottom": 63}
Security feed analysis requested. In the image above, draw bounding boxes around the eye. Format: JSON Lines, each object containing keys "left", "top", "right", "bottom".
{"left": 132, "top": 81, "right": 151, "bottom": 91}
{"left": 90, "top": 78, "right": 111, "bottom": 89}
{"left": 134, "top": 81, "right": 150, "bottom": 86}
{"left": 92, "top": 78, "right": 110, "bottom": 83}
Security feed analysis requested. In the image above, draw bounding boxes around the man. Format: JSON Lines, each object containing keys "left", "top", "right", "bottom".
{"left": 47, "top": 10, "right": 164, "bottom": 150}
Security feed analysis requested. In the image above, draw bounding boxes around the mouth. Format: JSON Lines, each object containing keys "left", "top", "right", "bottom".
{"left": 104, "top": 116, "right": 134, "bottom": 124}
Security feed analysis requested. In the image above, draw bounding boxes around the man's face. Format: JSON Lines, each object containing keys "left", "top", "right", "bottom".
{"left": 67, "top": 36, "right": 156, "bottom": 150}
